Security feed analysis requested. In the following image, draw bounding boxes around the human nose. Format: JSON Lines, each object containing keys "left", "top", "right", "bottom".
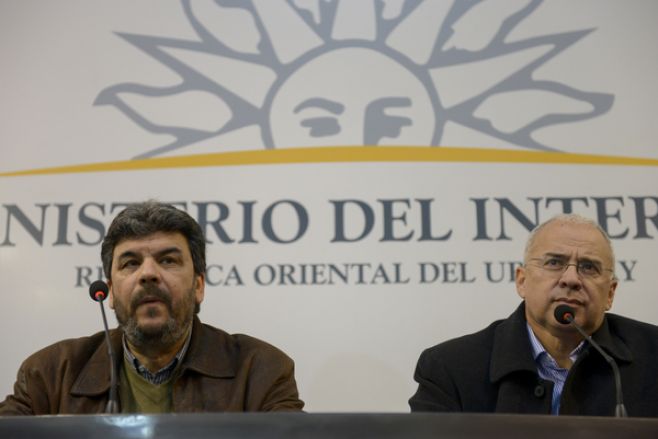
{"left": 558, "top": 263, "right": 582, "bottom": 290}
{"left": 138, "top": 257, "right": 160, "bottom": 284}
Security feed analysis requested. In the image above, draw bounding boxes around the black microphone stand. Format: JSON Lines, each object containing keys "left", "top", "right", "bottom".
{"left": 555, "top": 305, "right": 627, "bottom": 417}
{"left": 99, "top": 300, "right": 119, "bottom": 414}
{"left": 566, "top": 319, "right": 627, "bottom": 417}
{"left": 89, "top": 280, "right": 119, "bottom": 414}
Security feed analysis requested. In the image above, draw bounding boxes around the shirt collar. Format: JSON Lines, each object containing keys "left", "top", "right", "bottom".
{"left": 122, "top": 326, "right": 193, "bottom": 384}
{"left": 526, "top": 323, "right": 585, "bottom": 365}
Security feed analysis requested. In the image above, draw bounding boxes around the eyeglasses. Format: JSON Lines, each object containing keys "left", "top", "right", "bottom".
{"left": 526, "top": 256, "right": 614, "bottom": 279}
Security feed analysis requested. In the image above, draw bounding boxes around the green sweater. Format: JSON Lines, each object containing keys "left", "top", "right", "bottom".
{"left": 119, "top": 356, "right": 179, "bottom": 413}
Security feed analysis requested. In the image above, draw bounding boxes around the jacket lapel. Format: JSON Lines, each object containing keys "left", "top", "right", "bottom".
{"left": 179, "top": 316, "right": 237, "bottom": 378}
{"left": 489, "top": 303, "right": 552, "bottom": 413}
{"left": 591, "top": 316, "right": 633, "bottom": 363}
{"left": 70, "top": 328, "right": 123, "bottom": 396}
{"left": 489, "top": 303, "right": 537, "bottom": 383}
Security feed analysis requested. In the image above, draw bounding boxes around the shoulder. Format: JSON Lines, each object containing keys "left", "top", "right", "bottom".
{"left": 21, "top": 331, "right": 107, "bottom": 370}
{"left": 197, "top": 322, "right": 294, "bottom": 364}
{"left": 414, "top": 318, "right": 505, "bottom": 386}
{"left": 420, "top": 318, "right": 503, "bottom": 362}
{"left": 605, "top": 313, "right": 658, "bottom": 342}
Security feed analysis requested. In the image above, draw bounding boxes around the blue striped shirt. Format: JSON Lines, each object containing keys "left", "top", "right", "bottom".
{"left": 526, "top": 324, "right": 584, "bottom": 414}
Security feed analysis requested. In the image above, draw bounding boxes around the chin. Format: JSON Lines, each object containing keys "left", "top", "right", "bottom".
{"left": 136, "top": 320, "right": 169, "bottom": 335}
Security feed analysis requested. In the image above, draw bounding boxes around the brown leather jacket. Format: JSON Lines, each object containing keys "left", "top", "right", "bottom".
{"left": 0, "top": 317, "right": 304, "bottom": 415}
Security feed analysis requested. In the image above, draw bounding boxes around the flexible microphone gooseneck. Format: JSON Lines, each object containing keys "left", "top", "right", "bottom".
{"left": 553, "top": 304, "right": 627, "bottom": 417}
{"left": 89, "top": 280, "right": 119, "bottom": 414}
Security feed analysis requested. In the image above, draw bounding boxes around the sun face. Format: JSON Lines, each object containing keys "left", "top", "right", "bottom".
{"left": 267, "top": 47, "right": 437, "bottom": 147}
{"left": 94, "top": 0, "right": 613, "bottom": 159}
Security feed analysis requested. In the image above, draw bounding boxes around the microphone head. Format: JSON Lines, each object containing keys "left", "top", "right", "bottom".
{"left": 554, "top": 304, "right": 575, "bottom": 325}
{"left": 89, "top": 280, "right": 109, "bottom": 302}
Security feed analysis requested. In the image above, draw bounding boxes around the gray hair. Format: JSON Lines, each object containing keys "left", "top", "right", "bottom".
{"left": 523, "top": 213, "right": 616, "bottom": 273}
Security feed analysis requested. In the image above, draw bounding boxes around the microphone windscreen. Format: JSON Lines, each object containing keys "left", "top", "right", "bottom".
{"left": 89, "top": 280, "right": 109, "bottom": 302}
{"left": 554, "top": 304, "right": 575, "bottom": 324}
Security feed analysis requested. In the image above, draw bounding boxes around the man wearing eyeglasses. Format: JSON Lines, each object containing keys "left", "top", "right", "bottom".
{"left": 409, "top": 214, "right": 658, "bottom": 416}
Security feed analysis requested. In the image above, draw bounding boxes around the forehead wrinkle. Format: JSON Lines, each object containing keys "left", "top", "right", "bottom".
{"left": 114, "top": 234, "right": 187, "bottom": 262}
{"left": 523, "top": 215, "right": 616, "bottom": 271}
{"left": 532, "top": 231, "right": 612, "bottom": 266}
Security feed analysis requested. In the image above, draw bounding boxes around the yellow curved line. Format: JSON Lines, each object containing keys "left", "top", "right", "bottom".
{"left": 2, "top": 146, "right": 658, "bottom": 177}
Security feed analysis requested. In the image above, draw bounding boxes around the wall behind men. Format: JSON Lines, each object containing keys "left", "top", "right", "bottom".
{"left": 1, "top": 0, "right": 657, "bottom": 412}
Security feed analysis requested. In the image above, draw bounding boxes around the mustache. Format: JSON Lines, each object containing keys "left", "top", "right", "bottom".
{"left": 130, "top": 284, "right": 172, "bottom": 312}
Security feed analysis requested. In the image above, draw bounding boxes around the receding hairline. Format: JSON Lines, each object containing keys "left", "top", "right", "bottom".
{"left": 523, "top": 214, "right": 615, "bottom": 268}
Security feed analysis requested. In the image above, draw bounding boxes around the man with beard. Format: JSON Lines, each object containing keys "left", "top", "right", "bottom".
{"left": 409, "top": 214, "right": 658, "bottom": 417}
{"left": 0, "top": 201, "right": 304, "bottom": 414}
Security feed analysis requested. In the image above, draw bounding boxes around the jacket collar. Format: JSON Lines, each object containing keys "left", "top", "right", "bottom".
{"left": 179, "top": 316, "right": 237, "bottom": 378}
{"left": 489, "top": 302, "right": 633, "bottom": 383}
{"left": 71, "top": 316, "right": 235, "bottom": 396}
{"left": 590, "top": 314, "right": 633, "bottom": 363}
{"left": 489, "top": 303, "right": 537, "bottom": 383}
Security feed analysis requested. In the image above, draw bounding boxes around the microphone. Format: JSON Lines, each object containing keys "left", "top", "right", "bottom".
{"left": 89, "top": 280, "right": 109, "bottom": 302}
{"left": 89, "top": 280, "right": 119, "bottom": 414}
{"left": 554, "top": 304, "right": 627, "bottom": 417}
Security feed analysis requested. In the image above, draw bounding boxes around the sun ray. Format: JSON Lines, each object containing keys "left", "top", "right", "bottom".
{"left": 474, "top": 90, "right": 593, "bottom": 133}
{"left": 430, "top": 25, "right": 612, "bottom": 150}
{"left": 292, "top": 0, "right": 322, "bottom": 25}
{"left": 94, "top": 31, "right": 266, "bottom": 158}
{"left": 290, "top": 0, "right": 339, "bottom": 41}
{"left": 380, "top": 0, "right": 406, "bottom": 20}
{"left": 188, "top": 0, "right": 261, "bottom": 55}
{"left": 119, "top": 89, "right": 232, "bottom": 132}
{"left": 444, "top": 0, "right": 533, "bottom": 51}
{"left": 427, "top": 0, "right": 543, "bottom": 67}
{"left": 332, "top": 0, "right": 377, "bottom": 41}
{"left": 385, "top": 0, "right": 452, "bottom": 65}
{"left": 180, "top": 1, "right": 269, "bottom": 65}
{"left": 251, "top": 0, "right": 324, "bottom": 64}
{"left": 162, "top": 47, "right": 276, "bottom": 108}
{"left": 430, "top": 45, "right": 552, "bottom": 108}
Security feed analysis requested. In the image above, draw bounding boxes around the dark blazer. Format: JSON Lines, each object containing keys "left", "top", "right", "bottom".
{"left": 0, "top": 317, "right": 304, "bottom": 415}
{"left": 409, "top": 303, "right": 658, "bottom": 417}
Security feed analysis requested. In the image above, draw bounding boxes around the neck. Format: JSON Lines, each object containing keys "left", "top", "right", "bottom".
{"left": 126, "top": 325, "right": 191, "bottom": 373}
{"left": 528, "top": 320, "right": 582, "bottom": 369}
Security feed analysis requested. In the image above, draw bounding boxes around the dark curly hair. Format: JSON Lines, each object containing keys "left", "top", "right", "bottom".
{"left": 101, "top": 200, "right": 206, "bottom": 280}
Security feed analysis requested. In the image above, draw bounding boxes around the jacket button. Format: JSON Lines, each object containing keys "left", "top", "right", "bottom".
{"left": 534, "top": 385, "right": 545, "bottom": 398}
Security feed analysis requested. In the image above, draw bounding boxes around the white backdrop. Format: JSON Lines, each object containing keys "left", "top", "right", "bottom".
{"left": 1, "top": 0, "right": 657, "bottom": 412}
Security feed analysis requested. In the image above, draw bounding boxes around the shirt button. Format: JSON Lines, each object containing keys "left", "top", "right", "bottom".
{"left": 534, "top": 385, "right": 545, "bottom": 398}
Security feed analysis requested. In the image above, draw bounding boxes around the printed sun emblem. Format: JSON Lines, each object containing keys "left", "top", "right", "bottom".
{"left": 95, "top": 0, "right": 613, "bottom": 159}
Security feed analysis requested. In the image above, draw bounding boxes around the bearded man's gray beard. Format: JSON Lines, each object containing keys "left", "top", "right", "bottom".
{"left": 114, "top": 283, "right": 195, "bottom": 352}
{"left": 120, "top": 312, "right": 188, "bottom": 350}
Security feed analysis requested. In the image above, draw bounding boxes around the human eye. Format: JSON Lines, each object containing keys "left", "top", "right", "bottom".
{"left": 119, "top": 259, "right": 140, "bottom": 270}
{"left": 578, "top": 260, "right": 601, "bottom": 276}
{"left": 160, "top": 256, "right": 177, "bottom": 265}
{"left": 542, "top": 257, "right": 564, "bottom": 270}
{"left": 159, "top": 252, "right": 183, "bottom": 267}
